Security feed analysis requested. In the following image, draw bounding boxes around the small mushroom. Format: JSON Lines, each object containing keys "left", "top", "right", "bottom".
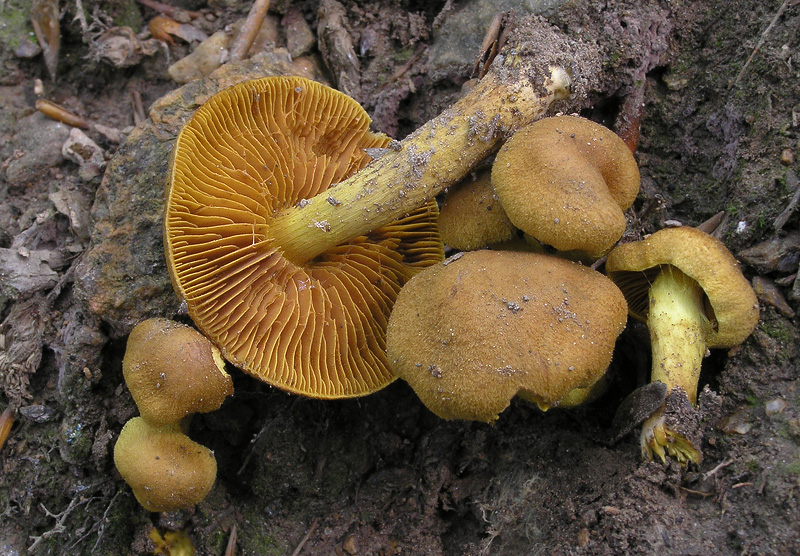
{"left": 491, "top": 115, "right": 640, "bottom": 260}
{"left": 113, "top": 417, "right": 217, "bottom": 512}
{"left": 166, "top": 76, "right": 443, "bottom": 399}
{"left": 123, "top": 318, "right": 233, "bottom": 426}
{"left": 438, "top": 168, "right": 516, "bottom": 251}
{"left": 386, "top": 250, "right": 627, "bottom": 422}
{"left": 605, "top": 227, "right": 759, "bottom": 463}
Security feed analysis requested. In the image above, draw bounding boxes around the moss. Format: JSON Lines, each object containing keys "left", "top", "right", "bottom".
{"left": 760, "top": 321, "right": 793, "bottom": 343}
{"left": 107, "top": 0, "right": 144, "bottom": 32}
{"left": 0, "top": 0, "right": 34, "bottom": 51}
{"left": 392, "top": 47, "right": 414, "bottom": 64}
{"left": 783, "top": 459, "right": 800, "bottom": 476}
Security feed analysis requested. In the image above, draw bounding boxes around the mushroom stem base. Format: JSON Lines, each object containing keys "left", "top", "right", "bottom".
{"left": 640, "top": 403, "right": 703, "bottom": 465}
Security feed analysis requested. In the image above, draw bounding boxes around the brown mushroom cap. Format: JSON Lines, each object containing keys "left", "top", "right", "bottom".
{"left": 165, "top": 76, "right": 443, "bottom": 399}
{"left": 605, "top": 226, "right": 759, "bottom": 348}
{"left": 491, "top": 115, "right": 640, "bottom": 259}
{"left": 113, "top": 417, "right": 217, "bottom": 512}
{"left": 123, "top": 318, "right": 233, "bottom": 426}
{"left": 438, "top": 168, "right": 516, "bottom": 250}
{"left": 386, "top": 250, "right": 628, "bottom": 422}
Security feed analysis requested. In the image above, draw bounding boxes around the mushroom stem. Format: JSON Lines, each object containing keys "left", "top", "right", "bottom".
{"left": 642, "top": 265, "right": 710, "bottom": 464}
{"left": 647, "top": 265, "right": 710, "bottom": 405}
{"left": 269, "top": 61, "right": 572, "bottom": 265}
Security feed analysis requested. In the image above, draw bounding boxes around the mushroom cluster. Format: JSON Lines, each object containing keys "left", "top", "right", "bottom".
{"left": 438, "top": 115, "right": 640, "bottom": 259}
{"left": 114, "top": 318, "right": 233, "bottom": 512}
{"left": 151, "top": 18, "right": 758, "bottom": 469}
{"left": 392, "top": 114, "right": 758, "bottom": 466}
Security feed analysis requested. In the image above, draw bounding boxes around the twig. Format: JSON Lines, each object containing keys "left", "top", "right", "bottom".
{"left": 73, "top": 0, "right": 89, "bottom": 36}
{"left": 703, "top": 458, "right": 734, "bottom": 481}
{"left": 224, "top": 524, "right": 238, "bottom": 556}
{"left": 0, "top": 406, "right": 14, "bottom": 452}
{"left": 290, "top": 519, "right": 319, "bottom": 556}
{"left": 136, "top": 0, "right": 201, "bottom": 19}
{"left": 28, "top": 497, "right": 94, "bottom": 552}
{"left": 696, "top": 210, "right": 726, "bottom": 234}
{"left": 774, "top": 168, "right": 800, "bottom": 230}
{"left": 229, "top": 0, "right": 271, "bottom": 61}
{"left": 734, "top": 0, "right": 794, "bottom": 85}
{"left": 131, "top": 89, "right": 147, "bottom": 125}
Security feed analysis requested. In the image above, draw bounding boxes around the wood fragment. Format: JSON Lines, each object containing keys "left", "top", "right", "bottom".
{"left": 774, "top": 168, "right": 800, "bottom": 231}
{"left": 131, "top": 90, "right": 146, "bottom": 126}
{"left": 0, "top": 406, "right": 14, "bottom": 452}
{"left": 614, "top": 85, "right": 646, "bottom": 154}
{"left": 30, "top": 0, "right": 60, "bottom": 81}
{"left": 696, "top": 211, "right": 726, "bottom": 234}
{"left": 35, "top": 99, "right": 91, "bottom": 129}
{"left": 290, "top": 519, "right": 319, "bottom": 556}
{"left": 734, "top": 0, "right": 793, "bottom": 85}
{"left": 136, "top": 0, "right": 201, "bottom": 19}
{"left": 229, "top": 0, "right": 271, "bottom": 61}
{"left": 224, "top": 524, "right": 237, "bottom": 556}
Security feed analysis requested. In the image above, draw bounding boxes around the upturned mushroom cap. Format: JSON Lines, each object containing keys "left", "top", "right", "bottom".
{"left": 438, "top": 169, "right": 516, "bottom": 250}
{"left": 113, "top": 417, "right": 217, "bottom": 512}
{"left": 386, "top": 250, "right": 628, "bottom": 422}
{"left": 123, "top": 318, "right": 233, "bottom": 426}
{"left": 165, "top": 76, "right": 443, "bottom": 399}
{"left": 605, "top": 226, "right": 759, "bottom": 348}
{"left": 491, "top": 115, "right": 640, "bottom": 259}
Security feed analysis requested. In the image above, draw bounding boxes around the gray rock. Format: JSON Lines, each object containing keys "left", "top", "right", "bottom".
{"left": 74, "top": 52, "right": 297, "bottom": 338}
{"left": 3, "top": 113, "right": 70, "bottom": 189}
{"left": 428, "top": 0, "right": 568, "bottom": 81}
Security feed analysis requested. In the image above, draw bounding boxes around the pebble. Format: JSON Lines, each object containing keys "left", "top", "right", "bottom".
{"left": 752, "top": 276, "right": 796, "bottom": 318}
{"left": 739, "top": 231, "right": 800, "bottom": 273}
{"left": 3, "top": 113, "right": 70, "bottom": 189}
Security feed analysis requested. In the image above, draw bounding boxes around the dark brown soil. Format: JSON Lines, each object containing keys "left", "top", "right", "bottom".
{"left": 1, "top": 1, "right": 799, "bottom": 555}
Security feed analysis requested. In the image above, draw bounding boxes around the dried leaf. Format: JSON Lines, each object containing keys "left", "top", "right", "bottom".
{"left": 149, "top": 15, "right": 208, "bottom": 45}
{"left": 30, "top": 0, "right": 60, "bottom": 81}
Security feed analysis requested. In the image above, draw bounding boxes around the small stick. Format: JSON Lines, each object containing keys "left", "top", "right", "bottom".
{"left": 734, "top": 0, "right": 793, "bottom": 85}
{"left": 131, "top": 90, "right": 147, "bottom": 125}
{"left": 35, "top": 99, "right": 90, "bottom": 128}
{"left": 224, "top": 524, "right": 237, "bottom": 556}
{"left": 229, "top": 0, "right": 271, "bottom": 61}
{"left": 290, "top": 519, "right": 318, "bottom": 556}
{"left": 136, "top": 0, "right": 201, "bottom": 19}
{"left": 0, "top": 406, "right": 14, "bottom": 452}
{"left": 696, "top": 210, "right": 726, "bottom": 234}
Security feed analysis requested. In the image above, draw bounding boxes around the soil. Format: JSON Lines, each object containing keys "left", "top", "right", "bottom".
{"left": 1, "top": 0, "right": 800, "bottom": 555}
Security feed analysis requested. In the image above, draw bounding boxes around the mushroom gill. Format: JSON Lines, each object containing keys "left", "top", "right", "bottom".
{"left": 165, "top": 76, "right": 443, "bottom": 399}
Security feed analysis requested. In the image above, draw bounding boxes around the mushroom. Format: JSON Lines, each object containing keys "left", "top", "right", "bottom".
{"left": 165, "top": 75, "right": 443, "bottom": 398}
{"left": 165, "top": 20, "right": 597, "bottom": 398}
{"left": 491, "top": 115, "right": 640, "bottom": 260}
{"left": 605, "top": 226, "right": 760, "bottom": 463}
{"left": 123, "top": 318, "right": 233, "bottom": 426}
{"left": 113, "top": 417, "right": 217, "bottom": 512}
{"left": 438, "top": 168, "right": 516, "bottom": 250}
{"left": 386, "top": 250, "right": 628, "bottom": 422}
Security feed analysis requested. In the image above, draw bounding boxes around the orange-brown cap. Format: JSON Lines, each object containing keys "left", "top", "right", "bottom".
{"left": 164, "top": 76, "right": 443, "bottom": 399}
{"left": 605, "top": 226, "right": 759, "bottom": 348}
{"left": 386, "top": 250, "right": 627, "bottom": 422}
{"left": 123, "top": 318, "right": 233, "bottom": 426}
{"left": 438, "top": 168, "right": 516, "bottom": 250}
{"left": 113, "top": 417, "right": 217, "bottom": 512}
{"left": 492, "top": 115, "right": 640, "bottom": 259}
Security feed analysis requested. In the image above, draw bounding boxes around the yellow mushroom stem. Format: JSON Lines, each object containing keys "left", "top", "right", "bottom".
{"left": 269, "top": 62, "right": 572, "bottom": 266}
{"left": 641, "top": 265, "right": 710, "bottom": 464}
